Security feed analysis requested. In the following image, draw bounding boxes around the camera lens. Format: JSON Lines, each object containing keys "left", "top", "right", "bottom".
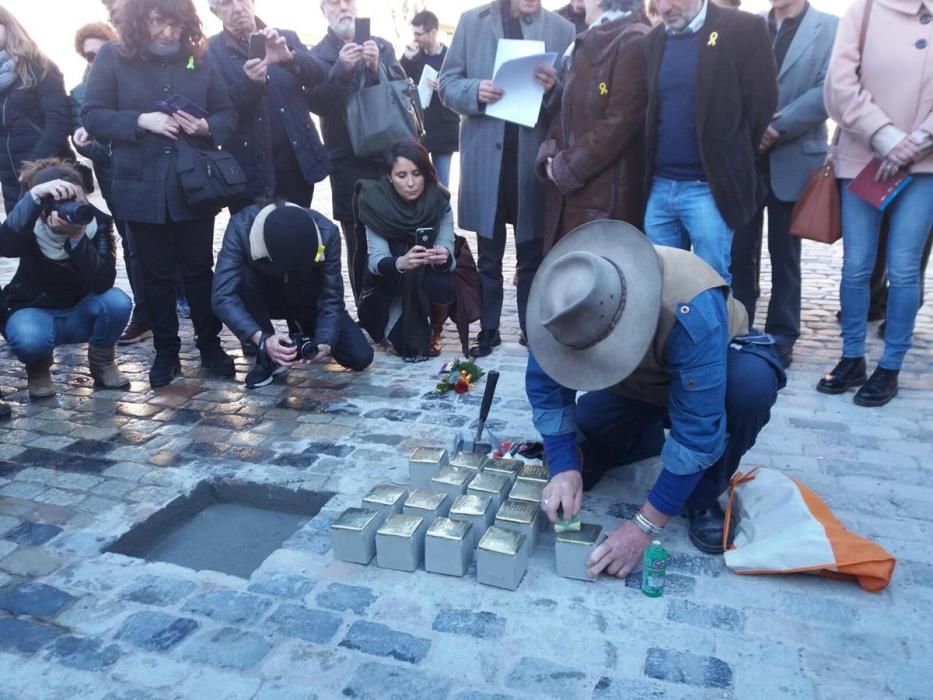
{"left": 52, "top": 201, "right": 95, "bottom": 226}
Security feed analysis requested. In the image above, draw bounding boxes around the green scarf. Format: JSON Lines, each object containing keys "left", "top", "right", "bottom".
{"left": 354, "top": 177, "right": 450, "bottom": 243}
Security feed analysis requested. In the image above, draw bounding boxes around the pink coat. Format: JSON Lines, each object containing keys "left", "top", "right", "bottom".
{"left": 824, "top": 0, "right": 933, "bottom": 178}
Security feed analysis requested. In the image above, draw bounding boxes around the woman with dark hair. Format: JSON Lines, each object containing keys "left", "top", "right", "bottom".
{"left": 81, "top": 0, "right": 239, "bottom": 387}
{"left": 0, "top": 6, "right": 74, "bottom": 213}
{"left": 355, "top": 140, "right": 456, "bottom": 361}
{"left": 537, "top": 0, "right": 650, "bottom": 253}
{"left": 0, "top": 158, "right": 131, "bottom": 400}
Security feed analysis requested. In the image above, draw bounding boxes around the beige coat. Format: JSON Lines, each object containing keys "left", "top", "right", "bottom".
{"left": 824, "top": 0, "right": 933, "bottom": 178}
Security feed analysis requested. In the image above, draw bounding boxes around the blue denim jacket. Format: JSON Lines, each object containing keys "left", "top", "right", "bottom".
{"left": 526, "top": 288, "right": 730, "bottom": 480}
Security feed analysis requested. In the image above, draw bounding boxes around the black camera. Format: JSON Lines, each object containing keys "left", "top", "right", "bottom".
{"left": 49, "top": 200, "right": 95, "bottom": 226}
{"left": 284, "top": 335, "right": 319, "bottom": 360}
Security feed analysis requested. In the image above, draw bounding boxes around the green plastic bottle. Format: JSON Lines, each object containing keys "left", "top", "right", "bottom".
{"left": 641, "top": 540, "right": 668, "bottom": 598}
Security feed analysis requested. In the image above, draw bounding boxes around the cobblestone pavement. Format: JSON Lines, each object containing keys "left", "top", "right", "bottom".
{"left": 0, "top": 165, "right": 931, "bottom": 700}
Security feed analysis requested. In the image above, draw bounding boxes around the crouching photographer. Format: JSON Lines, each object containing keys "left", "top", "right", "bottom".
{"left": 0, "top": 159, "right": 131, "bottom": 401}
{"left": 212, "top": 201, "right": 374, "bottom": 389}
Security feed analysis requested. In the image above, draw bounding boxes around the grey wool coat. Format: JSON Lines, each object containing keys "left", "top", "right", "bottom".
{"left": 439, "top": 2, "right": 575, "bottom": 242}
{"left": 767, "top": 7, "right": 839, "bottom": 202}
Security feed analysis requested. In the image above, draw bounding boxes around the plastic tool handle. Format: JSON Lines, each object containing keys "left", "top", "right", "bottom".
{"left": 479, "top": 370, "right": 500, "bottom": 424}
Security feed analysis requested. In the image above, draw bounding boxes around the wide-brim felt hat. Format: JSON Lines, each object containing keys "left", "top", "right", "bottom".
{"left": 527, "top": 220, "right": 662, "bottom": 391}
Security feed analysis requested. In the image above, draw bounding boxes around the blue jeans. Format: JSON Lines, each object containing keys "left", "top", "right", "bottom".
{"left": 840, "top": 174, "right": 933, "bottom": 370}
{"left": 432, "top": 152, "right": 453, "bottom": 189}
{"left": 4, "top": 289, "right": 132, "bottom": 364}
{"left": 645, "top": 178, "right": 735, "bottom": 283}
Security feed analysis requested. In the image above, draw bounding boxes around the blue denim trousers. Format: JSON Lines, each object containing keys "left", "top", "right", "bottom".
{"left": 840, "top": 174, "right": 933, "bottom": 370}
{"left": 431, "top": 152, "right": 453, "bottom": 189}
{"left": 645, "top": 178, "right": 735, "bottom": 283}
{"left": 4, "top": 288, "right": 132, "bottom": 364}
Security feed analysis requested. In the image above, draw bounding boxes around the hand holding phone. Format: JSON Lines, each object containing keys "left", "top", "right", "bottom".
{"left": 248, "top": 33, "right": 266, "bottom": 61}
{"left": 415, "top": 227, "right": 437, "bottom": 248}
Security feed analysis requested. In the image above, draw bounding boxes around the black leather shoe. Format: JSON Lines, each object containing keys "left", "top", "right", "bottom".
{"left": 686, "top": 503, "right": 733, "bottom": 555}
{"left": 817, "top": 357, "right": 867, "bottom": 394}
{"left": 854, "top": 367, "right": 899, "bottom": 407}
{"left": 469, "top": 330, "right": 501, "bottom": 358}
{"left": 518, "top": 331, "right": 528, "bottom": 347}
{"left": 149, "top": 353, "right": 181, "bottom": 388}
{"left": 200, "top": 344, "right": 236, "bottom": 378}
{"left": 775, "top": 344, "right": 794, "bottom": 369}
{"left": 0, "top": 399, "right": 11, "bottom": 421}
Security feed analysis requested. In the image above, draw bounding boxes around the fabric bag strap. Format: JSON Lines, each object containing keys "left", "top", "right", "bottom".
{"left": 829, "top": 0, "right": 875, "bottom": 152}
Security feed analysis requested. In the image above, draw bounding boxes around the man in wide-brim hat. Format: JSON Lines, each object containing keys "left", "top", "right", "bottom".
{"left": 526, "top": 220, "right": 786, "bottom": 578}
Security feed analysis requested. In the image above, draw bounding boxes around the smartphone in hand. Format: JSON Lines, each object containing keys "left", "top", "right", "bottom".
{"left": 355, "top": 17, "right": 371, "bottom": 44}
{"left": 248, "top": 33, "right": 266, "bottom": 61}
{"left": 415, "top": 227, "right": 437, "bottom": 248}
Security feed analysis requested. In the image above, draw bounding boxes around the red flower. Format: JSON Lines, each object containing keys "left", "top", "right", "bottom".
{"left": 454, "top": 379, "right": 470, "bottom": 395}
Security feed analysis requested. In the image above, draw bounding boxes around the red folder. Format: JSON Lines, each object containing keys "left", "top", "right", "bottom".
{"left": 847, "top": 158, "right": 912, "bottom": 210}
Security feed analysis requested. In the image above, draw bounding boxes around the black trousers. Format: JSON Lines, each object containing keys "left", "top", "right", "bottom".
{"left": 130, "top": 217, "right": 222, "bottom": 355}
{"left": 238, "top": 271, "right": 373, "bottom": 371}
{"left": 476, "top": 158, "right": 542, "bottom": 333}
{"left": 731, "top": 190, "right": 800, "bottom": 346}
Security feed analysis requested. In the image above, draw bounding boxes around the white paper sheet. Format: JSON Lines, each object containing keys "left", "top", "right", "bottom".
{"left": 492, "top": 39, "right": 546, "bottom": 75}
{"left": 486, "top": 46, "right": 558, "bottom": 129}
{"left": 418, "top": 65, "right": 438, "bottom": 110}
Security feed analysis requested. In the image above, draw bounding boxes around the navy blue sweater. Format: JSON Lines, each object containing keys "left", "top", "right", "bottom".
{"left": 653, "top": 32, "right": 705, "bottom": 181}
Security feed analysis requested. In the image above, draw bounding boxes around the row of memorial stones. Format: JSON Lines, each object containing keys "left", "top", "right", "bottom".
{"left": 329, "top": 448, "right": 606, "bottom": 590}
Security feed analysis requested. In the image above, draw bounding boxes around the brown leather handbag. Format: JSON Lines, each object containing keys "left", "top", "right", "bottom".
{"left": 789, "top": 0, "right": 874, "bottom": 244}
{"left": 789, "top": 137, "right": 841, "bottom": 244}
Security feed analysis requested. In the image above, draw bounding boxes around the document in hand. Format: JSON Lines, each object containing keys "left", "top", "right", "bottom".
{"left": 847, "top": 157, "right": 912, "bottom": 211}
{"left": 486, "top": 39, "right": 558, "bottom": 129}
{"left": 418, "top": 65, "right": 438, "bottom": 110}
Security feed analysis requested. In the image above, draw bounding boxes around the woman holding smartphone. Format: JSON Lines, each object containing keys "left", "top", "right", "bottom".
{"left": 355, "top": 140, "right": 455, "bottom": 361}
{"left": 81, "top": 0, "right": 238, "bottom": 387}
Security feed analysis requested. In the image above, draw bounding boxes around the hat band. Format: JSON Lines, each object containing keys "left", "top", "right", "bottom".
{"left": 573, "top": 260, "right": 628, "bottom": 351}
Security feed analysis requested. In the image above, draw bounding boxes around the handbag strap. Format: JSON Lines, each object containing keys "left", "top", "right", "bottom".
{"left": 829, "top": 0, "right": 875, "bottom": 151}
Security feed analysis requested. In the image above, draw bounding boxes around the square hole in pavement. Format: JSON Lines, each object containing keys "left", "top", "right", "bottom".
{"left": 107, "top": 481, "right": 334, "bottom": 578}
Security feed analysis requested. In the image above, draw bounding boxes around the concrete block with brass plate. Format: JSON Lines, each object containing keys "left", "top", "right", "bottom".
{"left": 555, "top": 523, "right": 605, "bottom": 581}
{"left": 361, "top": 484, "right": 408, "bottom": 516}
{"left": 376, "top": 513, "right": 428, "bottom": 572}
{"left": 448, "top": 494, "right": 495, "bottom": 547}
{"left": 485, "top": 457, "right": 523, "bottom": 486}
{"left": 402, "top": 489, "right": 450, "bottom": 528}
{"left": 425, "top": 517, "right": 473, "bottom": 577}
{"left": 477, "top": 526, "right": 528, "bottom": 591}
{"left": 331, "top": 508, "right": 386, "bottom": 564}
{"left": 449, "top": 451, "right": 488, "bottom": 473}
{"left": 467, "top": 471, "right": 510, "bottom": 510}
{"left": 409, "top": 447, "right": 449, "bottom": 490}
{"left": 431, "top": 466, "right": 475, "bottom": 500}
{"left": 495, "top": 499, "right": 540, "bottom": 554}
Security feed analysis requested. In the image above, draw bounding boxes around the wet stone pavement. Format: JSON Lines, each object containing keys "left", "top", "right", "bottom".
{"left": 0, "top": 172, "right": 932, "bottom": 699}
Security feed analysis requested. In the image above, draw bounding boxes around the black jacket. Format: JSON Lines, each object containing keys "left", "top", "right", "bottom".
{"left": 0, "top": 63, "right": 74, "bottom": 203}
{"left": 81, "top": 43, "right": 238, "bottom": 224}
{"left": 207, "top": 27, "right": 331, "bottom": 202}
{"left": 211, "top": 204, "right": 346, "bottom": 346}
{"left": 308, "top": 31, "right": 407, "bottom": 222}
{"left": 0, "top": 196, "right": 116, "bottom": 328}
{"left": 400, "top": 47, "right": 459, "bottom": 154}
{"left": 643, "top": 3, "right": 778, "bottom": 229}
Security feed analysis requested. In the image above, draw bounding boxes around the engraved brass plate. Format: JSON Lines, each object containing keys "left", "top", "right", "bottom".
{"left": 410, "top": 447, "right": 448, "bottom": 464}
{"left": 496, "top": 499, "right": 539, "bottom": 526}
{"left": 478, "top": 526, "right": 525, "bottom": 555}
{"left": 468, "top": 472, "right": 509, "bottom": 496}
{"left": 432, "top": 466, "right": 473, "bottom": 488}
{"left": 509, "top": 480, "right": 544, "bottom": 504}
{"left": 404, "top": 489, "right": 448, "bottom": 512}
{"left": 362, "top": 484, "right": 407, "bottom": 507}
{"left": 517, "top": 463, "right": 549, "bottom": 484}
{"left": 556, "top": 523, "right": 603, "bottom": 546}
{"left": 377, "top": 514, "right": 424, "bottom": 538}
{"left": 427, "top": 517, "right": 472, "bottom": 541}
{"left": 332, "top": 508, "right": 380, "bottom": 532}
{"left": 449, "top": 451, "right": 489, "bottom": 471}
{"left": 450, "top": 494, "right": 492, "bottom": 517}
{"left": 485, "top": 458, "right": 523, "bottom": 479}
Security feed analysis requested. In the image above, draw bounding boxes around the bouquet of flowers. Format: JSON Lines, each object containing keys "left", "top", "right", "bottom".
{"left": 436, "top": 359, "right": 485, "bottom": 395}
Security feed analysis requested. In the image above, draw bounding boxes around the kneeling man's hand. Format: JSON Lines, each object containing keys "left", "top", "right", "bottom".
{"left": 266, "top": 333, "right": 299, "bottom": 367}
{"left": 541, "top": 470, "right": 582, "bottom": 525}
{"left": 311, "top": 344, "right": 332, "bottom": 363}
{"left": 587, "top": 521, "right": 652, "bottom": 579}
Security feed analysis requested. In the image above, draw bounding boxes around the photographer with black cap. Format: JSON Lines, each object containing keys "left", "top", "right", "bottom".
{"left": 0, "top": 158, "right": 131, "bottom": 403}
{"left": 212, "top": 201, "right": 374, "bottom": 389}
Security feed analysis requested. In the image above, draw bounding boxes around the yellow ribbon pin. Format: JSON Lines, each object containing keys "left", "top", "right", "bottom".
{"left": 314, "top": 244, "right": 326, "bottom": 263}
{"left": 186, "top": 56, "right": 196, "bottom": 70}
{"left": 598, "top": 82, "right": 609, "bottom": 96}
{"left": 707, "top": 32, "right": 719, "bottom": 47}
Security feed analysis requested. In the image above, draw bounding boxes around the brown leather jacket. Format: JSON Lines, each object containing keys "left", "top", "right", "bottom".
{"left": 536, "top": 15, "right": 650, "bottom": 252}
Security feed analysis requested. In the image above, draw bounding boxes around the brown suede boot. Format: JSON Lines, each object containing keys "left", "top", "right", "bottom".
{"left": 88, "top": 345, "right": 130, "bottom": 389}
{"left": 25, "top": 358, "right": 55, "bottom": 399}
{"left": 429, "top": 304, "right": 449, "bottom": 358}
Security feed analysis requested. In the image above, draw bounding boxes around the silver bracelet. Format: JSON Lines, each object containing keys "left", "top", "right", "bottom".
{"left": 633, "top": 511, "right": 663, "bottom": 537}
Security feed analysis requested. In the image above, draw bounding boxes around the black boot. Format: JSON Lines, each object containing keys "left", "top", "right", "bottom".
{"left": 149, "top": 353, "right": 181, "bottom": 388}
{"left": 686, "top": 503, "right": 734, "bottom": 555}
{"left": 0, "top": 397, "right": 11, "bottom": 421}
{"left": 200, "top": 343, "right": 236, "bottom": 378}
{"left": 854, "top": 367, "right": 899, "bottom": 407}
{"left": 816, "top": 357, "right": 867, "bottom": 394}
{"left": 469, "top": 330, "right": 501, "bottom": 358}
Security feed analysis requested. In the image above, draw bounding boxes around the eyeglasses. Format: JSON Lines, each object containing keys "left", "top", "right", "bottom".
{"left": 147, "top": 13, "right": 182, "bottom": 32}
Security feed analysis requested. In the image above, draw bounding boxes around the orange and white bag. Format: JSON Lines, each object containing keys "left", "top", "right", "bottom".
{"left": 723, "top": 467, "right": 896, "bottom": 592}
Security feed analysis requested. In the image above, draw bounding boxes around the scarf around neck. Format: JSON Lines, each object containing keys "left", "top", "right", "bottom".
{"left": 0, "top": 51, "right": 18, "bottom": 93}
{"left": 34, "top": 215, "right": 99, "bottom": 261}
{"left": 354, "top": 177, "right": 449, "bottom": 243}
